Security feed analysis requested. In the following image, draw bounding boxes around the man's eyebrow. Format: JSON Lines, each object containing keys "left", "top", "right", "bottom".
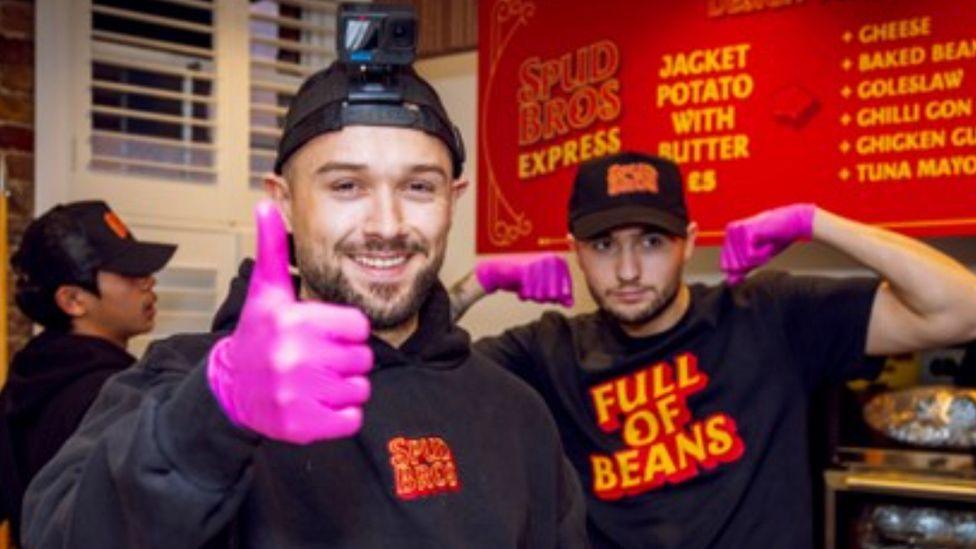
{"left": 312, "top": 162, "right": 368, "bottom": 176}
{"left": 311, "top": 162, "right": 449, "bottom": 179}
{"left": 406, "top": 163, "right": 449, "bottom": 179}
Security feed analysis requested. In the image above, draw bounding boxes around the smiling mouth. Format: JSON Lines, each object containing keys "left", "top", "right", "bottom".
{"left": 349, "top": 253, "right": 411, "bottom": 271}
{"left": 347, "top": 253, "right": 416, "bottom": 284}
{"left": 351, "top": 254, "right": 410, "bottom": 270}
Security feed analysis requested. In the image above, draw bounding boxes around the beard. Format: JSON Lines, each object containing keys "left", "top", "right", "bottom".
{"left": 589, "top": 275, "right": 681, "bottom": 328}
{"left": 297, "top": 235, "right": 444, "bottom": 330}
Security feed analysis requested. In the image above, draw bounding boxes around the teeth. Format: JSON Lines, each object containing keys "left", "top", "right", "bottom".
{"left": 354, "top": 255, "right": 407, "bottom": 269}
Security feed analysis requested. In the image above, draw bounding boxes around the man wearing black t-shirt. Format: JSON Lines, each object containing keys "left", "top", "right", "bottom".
{"left": 451, "top": 152, "right": 976, "bottom": 549}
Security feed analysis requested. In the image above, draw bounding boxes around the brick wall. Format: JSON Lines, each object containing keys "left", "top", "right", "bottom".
{"left": 0, "top": 0, "right": 34, "bottom": 356}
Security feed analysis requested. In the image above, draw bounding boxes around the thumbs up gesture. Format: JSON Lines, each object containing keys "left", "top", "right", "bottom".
{"left": 207, "top": 200, "right": 373, "bottom": 444}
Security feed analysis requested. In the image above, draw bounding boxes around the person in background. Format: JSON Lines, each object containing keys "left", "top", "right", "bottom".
{"left": 451, "top": 151, "right": 976, "bottom": 548}
{"left": 0, "top": 200, "right": 175, "bottom": 544}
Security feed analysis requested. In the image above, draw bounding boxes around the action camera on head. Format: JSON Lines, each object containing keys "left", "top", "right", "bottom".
{"left": 337, "top": 3, "right": 417, "bottom": 69}
{"left": 336, "top": 3, "right": 418, "bottom": 104}
{"left": 273, "top": 2, "right": 465, "bottom": 178}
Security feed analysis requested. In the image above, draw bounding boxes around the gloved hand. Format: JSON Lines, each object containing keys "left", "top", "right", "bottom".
{"left": 207, "top": 200, "right": 373, "bottom": 444}
{"left": 475, "top": 253, "right": 574, "bottom": 307}
{"left": 720, "top": 203, "right": 816, "bottom": 285}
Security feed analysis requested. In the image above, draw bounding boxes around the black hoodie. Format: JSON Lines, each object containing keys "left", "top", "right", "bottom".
{"left": 0, "top": 331, "right": 134, "bottom": 542}
{"left": 22, "top": 260, "right": 588, "bottom": 548}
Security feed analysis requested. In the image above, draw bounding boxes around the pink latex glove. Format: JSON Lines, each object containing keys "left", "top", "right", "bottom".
{"left": 475, "top": 254, "right": 574, "bottom": 307}
{"left": 207, "top": 200, "right": 373, "bottom": 444}
{"left": 720, "top": 203, "right": 816, "bottom": 285}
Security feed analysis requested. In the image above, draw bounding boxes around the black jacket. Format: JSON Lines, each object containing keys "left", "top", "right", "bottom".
{"left": 0, "top": 331, "right": 134, "bottom": 543}
{"left": 22, "top": 260, "right": 588, "bottom": 548}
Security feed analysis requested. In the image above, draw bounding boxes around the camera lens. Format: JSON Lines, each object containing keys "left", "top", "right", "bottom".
{"left": 388, "top": 18, "right": 415, "bottom": 49}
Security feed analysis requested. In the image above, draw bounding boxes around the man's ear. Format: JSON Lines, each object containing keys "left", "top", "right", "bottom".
{"left": 683, "top": 221, "right": 698, "bottom": 262}
{"left": 263, "top": 171, "right": 294, "bottom": 232}
{"left": 53, "top": 285, "right": 94, "bottom": 319}
{"left": 569, "top": 235, "right": 584, "bottom": 269}
{"left": 451, "top": 178, "right": 470, "bottom": 203}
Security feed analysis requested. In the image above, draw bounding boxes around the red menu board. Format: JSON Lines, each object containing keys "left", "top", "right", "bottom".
{"left": 476, "top": 0, "right": 976, "bottom": 252}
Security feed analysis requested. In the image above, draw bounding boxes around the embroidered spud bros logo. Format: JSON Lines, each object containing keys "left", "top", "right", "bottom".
{"left": 607, "top": 163, "right": 659, "bottom": 196}
{"left": 388, "top": 436, "right": 461, "bottom": 500}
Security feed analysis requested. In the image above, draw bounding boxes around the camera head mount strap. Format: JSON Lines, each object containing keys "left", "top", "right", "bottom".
{"left": 273, "top": 63, "right": 465, "bottom": 178}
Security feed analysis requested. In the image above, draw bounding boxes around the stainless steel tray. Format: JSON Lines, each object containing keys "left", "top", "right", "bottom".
{"left": 835, "top": 446, "right": 976, "bottom": 477}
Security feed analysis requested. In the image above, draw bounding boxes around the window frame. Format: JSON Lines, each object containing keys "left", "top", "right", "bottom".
{"left": 37, "top": 0, "right": 264, "bottom": 226}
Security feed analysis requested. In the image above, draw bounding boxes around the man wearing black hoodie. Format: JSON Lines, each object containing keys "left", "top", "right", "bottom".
{"left": 0, "top": 201, "right": 176, "bottom": 543}
{"left": 20, "top": 8, "right": 588, "bottom": 548}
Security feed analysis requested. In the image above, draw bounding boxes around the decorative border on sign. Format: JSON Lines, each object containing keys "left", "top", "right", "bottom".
{"left": 696, "top": 217, "right": 976, "bottom": 241}
{"left": 480, "top": 0, "right": 536, "bottom": 248}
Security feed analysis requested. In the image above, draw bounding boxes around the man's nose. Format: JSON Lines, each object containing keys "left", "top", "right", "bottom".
{"left": 615, "top": 243, "right": 641, "bottom": 283}
{"left": 364, "top": 187, "right": 404, "bottom": 239}
{"left": 137, "top": 275, "right": 156, "bottom": 290}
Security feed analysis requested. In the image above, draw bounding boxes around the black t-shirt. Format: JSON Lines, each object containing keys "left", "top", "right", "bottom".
{"left": 474, "top": 272, "right": 882, "bottom": 549}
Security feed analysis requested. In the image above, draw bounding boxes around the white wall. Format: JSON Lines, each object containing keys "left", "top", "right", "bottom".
{"left": 416, "top": 51, "right": 976, "bottom": 340}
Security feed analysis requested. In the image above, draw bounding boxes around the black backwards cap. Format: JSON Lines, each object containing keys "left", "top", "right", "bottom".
{"left": 273, "top": 62, "right": 465, "bottom": 178}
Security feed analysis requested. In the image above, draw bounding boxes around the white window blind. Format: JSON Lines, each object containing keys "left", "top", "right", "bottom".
{"left": 89, "top": 0, "right": 217, "bottom": 184}
{"left": 128, "top": 265, "right": 220, "bottom": 357}
{"left": 249, "top": 0, "right": 352, "bottom": 186}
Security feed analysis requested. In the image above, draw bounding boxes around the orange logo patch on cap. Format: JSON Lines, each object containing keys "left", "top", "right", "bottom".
{"left": 607, "top": 163, "right": 659, "bottom": 196}
{"left": 103, "top": 211, "right": 130, "bottom": 239}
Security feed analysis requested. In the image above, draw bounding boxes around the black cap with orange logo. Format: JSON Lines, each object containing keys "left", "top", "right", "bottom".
{"left": 15, "top": 201, "right": 177, "bottom": 279}
{"left": 567, "top": 152, "right": 689, "bottom": 239}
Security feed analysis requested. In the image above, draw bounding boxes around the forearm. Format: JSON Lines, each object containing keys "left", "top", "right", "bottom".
{"left": 448, "top": 270, "right": 488, "bottom": 322}
{"left": 813, "top": 208, "right": 976, "bottom": 334}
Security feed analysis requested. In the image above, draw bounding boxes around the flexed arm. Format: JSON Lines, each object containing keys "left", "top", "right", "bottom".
{"left": 813, "top": 209, "right": 976, "bottom": 355}
{"left": 720, "top": 204, "right": 976, "bottom": 355}
{"left": 449, "top": 254, "right": 574, "bottom": 321}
